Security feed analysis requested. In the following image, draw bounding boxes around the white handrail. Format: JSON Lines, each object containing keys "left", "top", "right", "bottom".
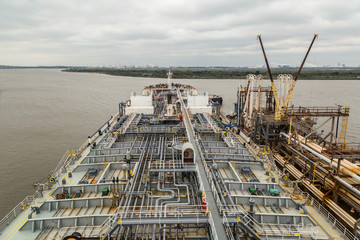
{"left": 0, "top": 194, "right": 36, "bottom": 233}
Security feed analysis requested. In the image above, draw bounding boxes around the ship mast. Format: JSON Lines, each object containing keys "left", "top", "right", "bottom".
{"left": 167, "top": 70, "right": 173, "bottom": 89}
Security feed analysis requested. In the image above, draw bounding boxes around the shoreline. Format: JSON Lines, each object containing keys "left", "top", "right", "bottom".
{"left": 63, "top": 68, "right": 360, "bottom": 80}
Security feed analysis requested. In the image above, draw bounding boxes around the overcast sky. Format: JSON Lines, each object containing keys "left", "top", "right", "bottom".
{"left": 1, "top": 0, "right": 359, "bottom": 67}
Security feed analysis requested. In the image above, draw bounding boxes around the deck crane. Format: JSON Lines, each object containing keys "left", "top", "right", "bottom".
{"left": 257, "top": 35, "right": 282, "bottom": 121}
{"left": 257, "top": 34, "right": 318, "bottom": 121}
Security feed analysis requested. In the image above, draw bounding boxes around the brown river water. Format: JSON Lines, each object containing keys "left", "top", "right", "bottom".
{"left": 0, "top": 69, "right": 359, "bottom": 218}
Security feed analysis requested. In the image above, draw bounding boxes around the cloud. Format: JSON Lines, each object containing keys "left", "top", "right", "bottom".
{"left": 0, "top": 0, "right": 359, "bottom": 66}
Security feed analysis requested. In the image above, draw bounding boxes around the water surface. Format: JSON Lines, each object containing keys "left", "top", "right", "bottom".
{"left": 0, "top": 69, "right": 359, "bottom": 218}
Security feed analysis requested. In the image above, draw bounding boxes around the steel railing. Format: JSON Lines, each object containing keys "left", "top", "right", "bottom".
{"left": 286, "top": 106, "right": 350, "bottom": 115}
{"left": 233, "top": 128, "right": 359, "bottom": 240}
{"left": 100, "top": 204, "right": 209, "bottom": 238}
{"left": 207, "top": 211, "right": 219, "bottom": 240}
{"left": 117, "top": 205, "right": 207, "bottom": 219}
{"left": 261, "top": 150, "right": 359, "bottom": 240}
{"left": 223, "top": 214, "right": 235, "bottom": 240}
{"left": 119, "top": 113, "right": 136, "bottom": 134}
{"left": 223, "top": 210, "right": 320, "bottom": 239}
{"left": 148, "top": 161, "right": 186, "bottom": 169}
{"left": 0, "top": 195, "right": 35, "bottom": 234}
{"left": 310, "top": 196, "right": 359, "bottom": 240}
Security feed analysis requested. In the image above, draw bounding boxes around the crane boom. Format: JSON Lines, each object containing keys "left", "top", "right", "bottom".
{"left": 257, "top": 35, "right": 274, "bottom": 83}
{"left": 283, "top": 34, "right": 318, "bottom": 112}
{"left": 257, "top": 35, "right": 282, "bottom": 121}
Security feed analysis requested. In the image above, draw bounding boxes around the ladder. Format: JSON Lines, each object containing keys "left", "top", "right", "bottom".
{"left": 338, "top": 107, "right": 349, "bottom": 149}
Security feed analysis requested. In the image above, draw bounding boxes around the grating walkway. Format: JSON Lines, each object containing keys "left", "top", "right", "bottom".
{"left": 178, "top": 90, "right": 227, "bottom": 238}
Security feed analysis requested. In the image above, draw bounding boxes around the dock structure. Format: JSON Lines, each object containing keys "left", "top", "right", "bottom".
{"left": 230, "top": 34, "right": 360, "bottom": 239}
{"left": 0, "top": 80, "right": 352, "bottom": 240}
{"left": 234, "top": 77, "right": 360, "bottom": 238}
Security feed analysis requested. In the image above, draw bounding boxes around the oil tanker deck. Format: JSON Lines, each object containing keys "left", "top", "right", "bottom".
{"left": 0, "top": 73, "right": 349, "bottom": 239}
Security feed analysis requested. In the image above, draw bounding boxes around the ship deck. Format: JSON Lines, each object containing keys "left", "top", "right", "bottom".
{"left": 0, "top": 84, "right": 348, "bottom": 240}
